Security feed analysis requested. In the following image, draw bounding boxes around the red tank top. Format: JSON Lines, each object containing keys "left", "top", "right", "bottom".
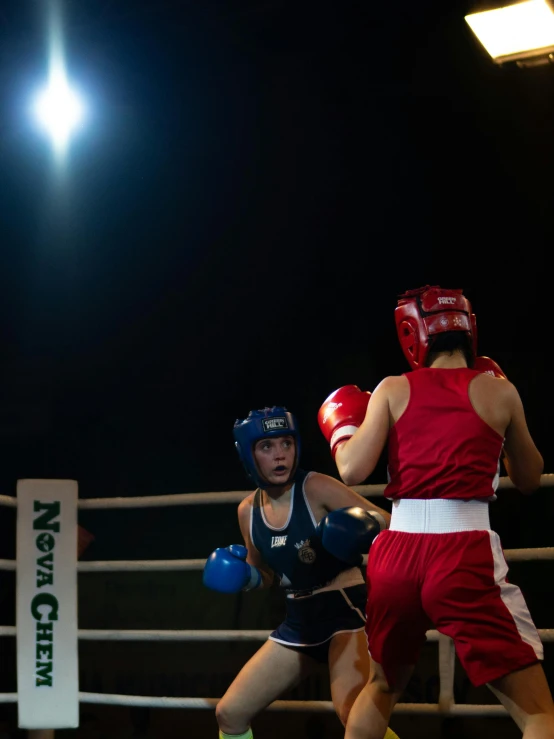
{"left": 385, "top": 368, "right": 504, "bottom": 500}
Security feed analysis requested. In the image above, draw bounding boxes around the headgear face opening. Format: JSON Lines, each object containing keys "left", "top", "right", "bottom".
{"left": 233, "top": 407, "right": 301, "bottom": 488}
{"left": 395, "top": 285, "right": 477, "bottom": 370}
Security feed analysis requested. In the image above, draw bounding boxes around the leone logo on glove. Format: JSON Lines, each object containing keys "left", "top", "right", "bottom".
{"left": 262, "top": 417, "right": 288, "bottom": 432}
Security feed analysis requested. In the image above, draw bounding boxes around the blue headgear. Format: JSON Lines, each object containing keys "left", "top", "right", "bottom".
{"left": 233, "top": 406, "right": 301, "bottom": 488}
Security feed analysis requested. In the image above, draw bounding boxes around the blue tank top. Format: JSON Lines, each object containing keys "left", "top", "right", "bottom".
{"left": 250, "top": 469, "right": 355, "bottom": 594}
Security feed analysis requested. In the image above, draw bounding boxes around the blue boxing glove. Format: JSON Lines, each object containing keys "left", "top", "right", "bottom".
{"left": 317, "top": 507, "right": 384, "bottom": 566}
{"left": 203, "top": 544, "right": 262, "bottom": 594}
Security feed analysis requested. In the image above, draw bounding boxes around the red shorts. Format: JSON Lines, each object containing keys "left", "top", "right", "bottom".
{"left": 365, "top": 529, "right": 543, "bottom": 687}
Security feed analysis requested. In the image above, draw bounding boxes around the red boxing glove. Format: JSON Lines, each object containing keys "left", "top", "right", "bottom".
{"left": 318, "top": 385, "right": 371, "bottom": 458}
{"left": 474, "top": 356, "right": 508, "bottom": 380}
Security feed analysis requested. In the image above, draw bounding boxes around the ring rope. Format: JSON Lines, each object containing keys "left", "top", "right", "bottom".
{"left": 0, "top": 691, "right": 511, "bottom": 715}
{"left": 1, "top": 627, "right": 553, "bottom": 642}
{"left": 2, "top": 473, "right": 553, "bottom": 510}
{"left": 1, "top": 475, "right": 552, "bottom": 720}
{"left": 1, "top": 548, "right": 553, "bottom": 575}
{"left": 77, "top": 695, "right": 510, "bottom": 715}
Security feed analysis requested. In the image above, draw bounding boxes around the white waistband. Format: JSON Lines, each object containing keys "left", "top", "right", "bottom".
{"left": 389, "top": 498, "right": 491, "bottom": 534}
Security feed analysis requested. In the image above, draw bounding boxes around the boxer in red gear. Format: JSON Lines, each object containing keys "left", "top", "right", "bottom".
{"left": 326, "top": 286, "right": 554, "bottom": 739}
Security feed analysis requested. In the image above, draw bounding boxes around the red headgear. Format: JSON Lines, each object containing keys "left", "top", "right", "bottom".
{"left": 395, "top": 285, "right": 477, "bottom": 370}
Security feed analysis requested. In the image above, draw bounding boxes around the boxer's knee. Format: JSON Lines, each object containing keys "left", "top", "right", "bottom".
{"left": 369, "top": 661, "right": 413, "bottom": 700}
{"left": 215, "top": 697, "right": 253, "bottom": 736}
{"left": 368, "top": 663, "right": 393, "bottom": 695}
{"left": 334, "top": 696, "right": 355, "bottom": 727}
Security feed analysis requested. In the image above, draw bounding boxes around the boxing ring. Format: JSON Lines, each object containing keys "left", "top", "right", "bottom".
{"left": 0, "top": 475, "right": 553, "bottom": 728}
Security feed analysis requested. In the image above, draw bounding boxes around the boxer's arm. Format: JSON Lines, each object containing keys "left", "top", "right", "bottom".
{"left": 335, "top": 377, "right": 394, "bottom": 486}
{"left": 237, "top": 497, "right": 274, "bottom": 588}
{"left": 305, "top": 472, "right": 390, "bottom": 529}
{"left": 503, "top": 384, "right": 543, "bottom": 494}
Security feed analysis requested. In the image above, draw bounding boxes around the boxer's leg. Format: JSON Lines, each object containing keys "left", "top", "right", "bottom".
{"left": 489, "top": 663, "right": 554, "bottom": 738}
{"left": 344, "top": 660, "right": 413, "bottom": 739}
{"left": 216, "top": 639, "right": 315, "bottom": 737}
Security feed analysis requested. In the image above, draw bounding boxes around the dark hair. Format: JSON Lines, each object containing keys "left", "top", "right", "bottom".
{"left": 425, "top": 331, "right": 474, "bottom": 368}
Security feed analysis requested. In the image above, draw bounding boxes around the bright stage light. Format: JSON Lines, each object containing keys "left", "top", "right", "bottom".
{"left": 33, "top": 67, "right": 85, "bottom": 154}
{"left": 465, "top": 0, "right": 554, "bottom": 65}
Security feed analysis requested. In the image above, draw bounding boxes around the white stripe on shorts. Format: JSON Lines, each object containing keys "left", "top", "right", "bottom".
{"left": 488, "top": 531, "right": 543, "bottom": 660}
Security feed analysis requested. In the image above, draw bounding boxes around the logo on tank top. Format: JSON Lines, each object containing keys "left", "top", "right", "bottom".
{"left": 295, "top": 538, "right": 316, "bottom": 564}
{"left": 271, "top": 535, "right": 288, "bottom": 548}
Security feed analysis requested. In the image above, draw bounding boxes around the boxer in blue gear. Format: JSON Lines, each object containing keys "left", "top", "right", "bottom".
{"left": 203, "top": 407, "right": 400, "bottom": 739}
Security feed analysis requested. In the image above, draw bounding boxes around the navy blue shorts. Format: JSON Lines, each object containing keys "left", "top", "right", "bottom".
{"left": 269, "top": 584, "right": 367, "bottom": 664}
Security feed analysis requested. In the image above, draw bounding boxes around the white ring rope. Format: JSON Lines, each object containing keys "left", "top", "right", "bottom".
{"left": 1, "top": 548, "right": 553, "bottom": 574}
{"left": 77, "top": 559, "right": 207, "bottom": 572}
{"left": 1, "top": 548, "right": 552, "bottom": 574}
{"left": 0, "top": 694, "right": 18, "bottom": 704}
{"left": 1, "top": 626, "right": 553, "bottom": 642}
{"left": 77, "top": 695, "right": 510, "bottom": 715}
{"left": 1, "top": 475, "right": 552, "bottom": 719}
{"left": 0, "top": 691, "right": 513, "bottom": 715}
{"left": 438, "top": 634, "right": 456, "bottom": 712}
{"left": 2, "top": 474, "right": 553, "bottom": 510}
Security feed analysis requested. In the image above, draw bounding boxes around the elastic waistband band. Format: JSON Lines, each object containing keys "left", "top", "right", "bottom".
{"left": 389, "top": 498, "right": 490, "bottom": 533}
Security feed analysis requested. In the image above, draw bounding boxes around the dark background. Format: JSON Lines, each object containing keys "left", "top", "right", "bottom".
{"left": 0, "top": 1, "right": 552, "bottom": 736}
